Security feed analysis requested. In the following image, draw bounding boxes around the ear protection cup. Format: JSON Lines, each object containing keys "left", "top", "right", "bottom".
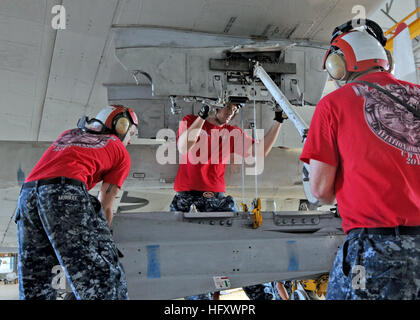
{"left": 325, "top": 53, "right": 347, "bottom": 80}
{"left": 114, "top": 116, "right": 130, "bottom": 135}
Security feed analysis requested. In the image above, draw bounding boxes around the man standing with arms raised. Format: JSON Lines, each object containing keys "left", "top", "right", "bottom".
{"left": 171, "top": 102, "right": 286, "bottom": 300}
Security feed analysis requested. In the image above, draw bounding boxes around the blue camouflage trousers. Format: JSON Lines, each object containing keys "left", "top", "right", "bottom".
{"left": 170, "top": 192, "right": 237, "bottom": 212}
{"left": 326, "top": 230, "right": 420, "bottom": 300}
{"left": 242, "top": 282, "right": 280, "bottom": 300}
{"left": 170, "top": 191, "right": 278, "bottom": 300}
{"left": 15, "top": 182, "right": 128, "bottom": 300}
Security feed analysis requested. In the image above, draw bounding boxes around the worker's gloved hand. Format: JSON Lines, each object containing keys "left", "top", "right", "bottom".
{"left": 274, "top": 110, "right": 288, "bottom": 123}
{"left": 198, "top": 104, "right": 210, "bottom": 120}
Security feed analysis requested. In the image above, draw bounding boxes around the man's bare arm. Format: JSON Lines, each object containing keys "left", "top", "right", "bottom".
{"left": 251, "top": 122, "right": 282, "bottom": 158}
{"left": 98, "top": 182, "right": 120, "bottom": 227}
{"left": 177, "top": 116, "right": 205, "bottom": 155}
{"left": 262, "top": 122, "right": 281, "bottom": 157}
{"left": 309, "top": 159, "right": 337, "bottom": 205}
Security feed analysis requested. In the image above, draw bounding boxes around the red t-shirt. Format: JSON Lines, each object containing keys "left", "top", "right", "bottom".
{"left": 300, "top": 72, "right": 420, "bottom": 233}
{"left": 25, "top": 128, "right": 131, "bottom": 190}
{"left": 174, "top": 115, "right": 254, "bottom": 192}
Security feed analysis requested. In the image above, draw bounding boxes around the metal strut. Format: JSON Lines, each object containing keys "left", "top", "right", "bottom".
{"left": 240, "top": 105, "right": 246, "bottom": 208}
{"left": 251, "top": 78, "right": 262, "bottom": 228}
{"left": 253, "top": 62, "right": 319, "bottom": 206}
{"left": 239, "top": 77, "right": 263, "bottom": 224}
{"left": 253, "top": 62, "right": 309, "bottom": 141}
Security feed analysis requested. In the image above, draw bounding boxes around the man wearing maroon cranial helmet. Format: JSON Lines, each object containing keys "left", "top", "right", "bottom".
{"left": 15, "top": 105, "right": 138, "bottom": 300}
{"left": 301, "top": 19, "right": 420, "bottom": 300}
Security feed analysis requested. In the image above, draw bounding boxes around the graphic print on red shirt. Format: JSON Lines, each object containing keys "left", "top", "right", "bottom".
{"left": 353, "top": 82, "right": 420, "bottom": 160}
{"left": 52, "top": 129, "right": 115, "bottom": 151}
{"left": 300, "top": 72, "right": 420, "bottom": 234}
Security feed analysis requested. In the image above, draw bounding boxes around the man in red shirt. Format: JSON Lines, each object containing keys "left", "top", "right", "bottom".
{"left": 300, "top": 20, "right": 420, "bottom": 299}
{"left": 171, "top": 102, "right": 286, "bottom": 299}
{"left": 15, "top": 105, "right": 138, "bottom": 300}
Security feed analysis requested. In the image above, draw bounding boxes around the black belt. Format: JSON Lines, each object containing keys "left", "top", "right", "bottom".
{"left": 22, "top": 177, "right": 85, "bottom": 189}
{"left": 178, "top": 191, "right": 224, "bottom": 198}
{"left": 349, "top": 226, "right": 420, "bottom": 236}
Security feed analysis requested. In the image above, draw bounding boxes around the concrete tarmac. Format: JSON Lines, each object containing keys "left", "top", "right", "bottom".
{"left": 0, "top": 284, "right": 18, "bottom": 300}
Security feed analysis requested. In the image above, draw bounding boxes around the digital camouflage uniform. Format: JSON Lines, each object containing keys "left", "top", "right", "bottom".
{"left": 170, "top": 192, "right": 237, "bottom": 213}
{"left": 15, "top": 180, "right": 128, "bottom": 300}
{"left": 243, "top": 282, "right": 279, "bottom": 300}
{"left": 170, "top": 191, "right": 278, "bottom": 300}
{"left": 327, "top": 229, "right": 420, "bottom": 300}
